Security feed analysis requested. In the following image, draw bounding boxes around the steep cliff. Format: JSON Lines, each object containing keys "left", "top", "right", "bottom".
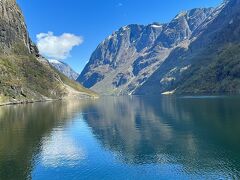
{"left": 79, "top": 0, "right": 240, "bottom": 95}
{"left": 0, "top": 0, "right": 97, "bottom": 105}
{"left": 136, "top": 0, "right": 240, "bottom": 94}
{"left": 78, "top": 8, "right": 214, "bottom": 95}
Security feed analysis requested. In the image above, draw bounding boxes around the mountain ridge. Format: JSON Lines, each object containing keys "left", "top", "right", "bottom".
{"left": 48, "top": 59, "right": 79, "bottom": 80}
{"left": 136, "top": 0, "right": 240, "bottom": 94}
{"left": 78, "top": 0, "right": 240, "bottom": 95}
{"left": 77, "top": 6, "right": 216, "bottom": 95}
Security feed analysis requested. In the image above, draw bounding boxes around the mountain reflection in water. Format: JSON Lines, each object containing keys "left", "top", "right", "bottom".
{"left": 0, "top": 96, "right": 240, "bottom": 179}
{"left": 82, "top": 96, "right": 240, "bottom": 176}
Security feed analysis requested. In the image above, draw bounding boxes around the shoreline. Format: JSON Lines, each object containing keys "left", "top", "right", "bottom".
{"left": 0, "top": 98, "right": 60, "bottom": 107}
{"left": 0, "top": 95, "right": 99, "bottom": 107}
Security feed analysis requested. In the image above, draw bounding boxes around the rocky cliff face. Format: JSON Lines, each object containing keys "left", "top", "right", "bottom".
{"left": 49, "top": 60, "right": 79, "bottom": 80}
{"left": 136, "top": 0, "right": 240, "bottom": 94}
{"left": 0, "top": 0, "right": 37, "bottom": 54}
{"left": 78, "top": 8, "right": 214, "bottom": 95}
{"left": 0, "top": 0, "right": 97, "bottom": 104}
{"left": 79, "top": 0, "right": 240, "bottom": 95}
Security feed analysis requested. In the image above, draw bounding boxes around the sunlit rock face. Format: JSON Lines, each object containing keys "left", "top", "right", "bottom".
{"left": 79, "top": 0, "right": 240, "bottom": 95}
{"left": 78, "top": 8, "right": 214, "bottom": 95}
{"left": 48, "top": 60, "right": 79, "bottom": 80}
{"left": 137, "top": 0, "right": 240, "bottom": 95}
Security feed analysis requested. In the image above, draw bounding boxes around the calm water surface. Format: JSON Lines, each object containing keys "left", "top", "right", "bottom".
{"left": 0, "top": 96, "right": 240, "bottom": 179}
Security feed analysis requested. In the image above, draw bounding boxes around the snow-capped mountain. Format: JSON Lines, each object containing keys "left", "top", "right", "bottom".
{"left": 49, "top": 60, "right": 79, "bottom": 80}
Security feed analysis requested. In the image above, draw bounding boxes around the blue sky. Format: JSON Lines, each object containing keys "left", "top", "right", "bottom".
{"left": 17, "top": 0, "right": 222, "bottom": 73}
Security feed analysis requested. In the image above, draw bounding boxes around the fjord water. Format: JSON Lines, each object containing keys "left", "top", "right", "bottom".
{"left": 0, "top": 96, "right": 240, "bottom": 179}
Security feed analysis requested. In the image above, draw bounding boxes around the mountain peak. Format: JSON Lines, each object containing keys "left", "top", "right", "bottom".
{"left": 48, "top": 60, "right": 79, "bottom": 80}
{"left": 49, "top": 59, "right": 62, "bottom": 64}
{"left": 78, "top": 7, "right": 215, "bottom": 95}
{"left": 174, "top": 11, "right": 187, "bottom": 20}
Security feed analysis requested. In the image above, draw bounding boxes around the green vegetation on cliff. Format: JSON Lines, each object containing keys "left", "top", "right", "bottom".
{"left": 0, "top": 44, "right": 97, "bottom": 104}
{"left": 176, "top": 44, "right": 240, "bottom": 94}
{"left": 0, "top": 0, "right": 97, "bottom": 104}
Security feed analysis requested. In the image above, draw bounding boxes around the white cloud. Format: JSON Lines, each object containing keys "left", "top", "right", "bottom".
{"left": 36, "top": 32, "right": 83, "bottom": 60}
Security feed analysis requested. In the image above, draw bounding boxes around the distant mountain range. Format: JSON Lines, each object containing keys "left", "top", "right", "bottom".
{"left": 48, "top": 60, "right": 79, "bottom": 80}
{"left": 0, "top": 0, "right": 97, "bottom": 105}
{"left": 78, "top": 0, "right": 240, "bottom": 95}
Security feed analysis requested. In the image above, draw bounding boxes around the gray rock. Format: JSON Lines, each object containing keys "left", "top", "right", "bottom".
{"left": 49, "top": 60, "right": 79, "bottom": 80}
{"left": 136, "top": 0, "right": 240, "bottom": 95}
{"left": 0, "top": 0, "right": 37, "bottom": 55}
{"left": 78, "top": 8, "right": 214, "bottom": 95}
